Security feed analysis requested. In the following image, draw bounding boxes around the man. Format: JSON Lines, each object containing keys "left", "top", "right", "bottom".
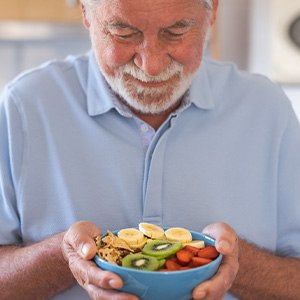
{"left": 0, "top": 0, "right": 299, "bottom": 299}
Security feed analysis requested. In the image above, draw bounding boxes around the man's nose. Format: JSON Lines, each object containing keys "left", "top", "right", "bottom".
{"left": 133, "top": 37, "right": 171, "bottom": 77}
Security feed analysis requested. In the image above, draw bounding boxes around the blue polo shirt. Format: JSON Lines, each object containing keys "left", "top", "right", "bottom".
{"left": 1, "top": 51, "right": 300, "bottom": 300}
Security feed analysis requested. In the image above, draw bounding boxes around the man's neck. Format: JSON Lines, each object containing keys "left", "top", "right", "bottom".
{"left": 133, "top": 111, "right": 170, "bottom": 130}
{"left": 132, "top": 101, "right": 182, "bottom": 130}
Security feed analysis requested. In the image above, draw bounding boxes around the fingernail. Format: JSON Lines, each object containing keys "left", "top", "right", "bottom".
{"left": 195, "top": 290, "right": 206, "bottom": 299}
{"left": 109, "top": 279, "right": 121, "bottom": 289}
{"left": 219, "top": 240, "right": 230, "bottom": 252}
{"left": 81, "top": 243, "right": 91, "bottom": 256}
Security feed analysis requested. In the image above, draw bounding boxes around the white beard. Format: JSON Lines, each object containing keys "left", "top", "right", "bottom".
{"left": 100, "top": 60, "right": 197, "bottom": 115}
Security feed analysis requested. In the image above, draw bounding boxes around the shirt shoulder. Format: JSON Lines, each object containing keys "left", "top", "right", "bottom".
{"left": 4, "top": 53, "right": 90, "bottom": 101}
{"left": 202, "top": 57, "right": 293, "bottom": 117}
{"left": 203, "top": 57, "right": 280, "bottom": 91}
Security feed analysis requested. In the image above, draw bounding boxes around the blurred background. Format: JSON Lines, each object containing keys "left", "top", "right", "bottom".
{"left": 0, "top": 0, "right": 299, "bottom": 119}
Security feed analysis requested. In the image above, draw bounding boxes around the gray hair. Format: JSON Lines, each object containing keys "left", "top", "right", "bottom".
{"left": 81, "top": 0, "right": 213, "bottom": 20}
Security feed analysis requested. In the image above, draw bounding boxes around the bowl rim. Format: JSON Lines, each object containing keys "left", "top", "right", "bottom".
{"left": 94, "top": 228, "right": 223, "bottom": 275}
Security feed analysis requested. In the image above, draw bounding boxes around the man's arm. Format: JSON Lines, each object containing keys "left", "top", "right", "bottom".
{"left": 0, "top": 233, "right": 76, "bottom": 300}
{"left": 231, "top": 239, "right": 300, "bottom": 300}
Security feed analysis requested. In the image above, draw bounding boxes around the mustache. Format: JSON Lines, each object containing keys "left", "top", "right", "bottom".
{"left": 119, "top": 61, "right": 183, "bottom": 83}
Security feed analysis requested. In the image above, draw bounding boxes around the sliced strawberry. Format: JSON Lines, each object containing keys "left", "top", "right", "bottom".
{"left": 184, "top": 245, "right": 199, "bottom": 256}
{"left": 176, "top": 249, "right": 194, "bottom": 266}
{"left": 165, "top": 259, "right": 182, "bottom": 271}
{"left": 168, "top": 255, "right": 178, "bottom": 262}
{"left": 189, "top": 257, "right": 212, "bottom": 268}
{"left": 197, "top": 246, "right": 219, "bottom": 259}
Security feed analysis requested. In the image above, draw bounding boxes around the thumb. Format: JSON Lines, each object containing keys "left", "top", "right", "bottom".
{"left": 63, "top": 221, "right": 102, "bottom": 260}
{"left": 202, "top": 222, "right": 237, "bottom": 255}
{"left": 81, "top": 241, "right": 98, "bottom": 260}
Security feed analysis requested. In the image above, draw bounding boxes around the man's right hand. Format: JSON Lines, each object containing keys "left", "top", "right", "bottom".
{"left": 62, "top": 221, "right": 139, "bottom": 300}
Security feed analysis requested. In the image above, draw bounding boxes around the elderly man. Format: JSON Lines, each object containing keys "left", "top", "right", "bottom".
{"left": 1, "top": 0, "right": 300, "bottom": 299}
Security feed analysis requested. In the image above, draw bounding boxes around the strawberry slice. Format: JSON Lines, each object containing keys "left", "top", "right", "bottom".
{"left": 189, "top": 257, "right": 212, "bottom": 268}
{"left": 165, "top": 259, "right": 182, "bottom": 271}
{"left": 184, "top": 245, "right": 199, "bottom": 256}
{"left": 176, "top": 249, "right": 194, "bottom": 266}
{"left": 197, "top": 246, "right": 219, "bottom": 259}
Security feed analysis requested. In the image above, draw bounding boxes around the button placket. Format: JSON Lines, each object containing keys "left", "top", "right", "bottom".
{"left": 142, "top": 122, "right": 173, "bottom": 225}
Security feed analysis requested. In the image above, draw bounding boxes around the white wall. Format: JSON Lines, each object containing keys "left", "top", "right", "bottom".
{"left": 217, "top": 0, "right": 300, "bottom": 120}
{"left": 218, "top": 0, "right": 251, "bottom": 70}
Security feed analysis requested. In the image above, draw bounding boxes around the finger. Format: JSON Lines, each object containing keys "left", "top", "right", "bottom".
{"left": 202, "top": 222, "right": 238, "bottom": 255}
{"left": 63, "top": 221, "right": 102, "bottom": 260}
{"left": 192, "top": 265, "right": 236, "bottom": 299}
{"left": 70, "top": 260, "right": 139, "bottom": 300}
{"left": 86, "top": 283, "right": 140, "bottom": 300}
{"left": 192, "top": 246, "right": 239, "bottom": 299}
{"left": 192, "top": 272, "right": 229, "bottom": 300}
{"left": 70, "top": 258, "right": 123, "bottom": 290}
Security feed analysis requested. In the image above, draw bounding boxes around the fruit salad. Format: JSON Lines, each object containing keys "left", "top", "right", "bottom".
{"left": 95, "top": 223, "right": 219, "bottom": 272}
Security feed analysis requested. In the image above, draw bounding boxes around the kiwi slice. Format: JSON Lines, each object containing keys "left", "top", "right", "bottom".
{"left": 142, "top": 240, "right": 182, "bottom": 258}
{"left": 122, "top": 253, "right": 160, "bottom": 271}
{"left": 158, "top": 258, "right": 166, "bottom": 269}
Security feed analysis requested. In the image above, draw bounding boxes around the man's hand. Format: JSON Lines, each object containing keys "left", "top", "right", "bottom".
{"left": 192, "top": 222, "right": 239, "bottom": 299}
{"left": 62, "top": 221, "right": 139, "bottom": 300}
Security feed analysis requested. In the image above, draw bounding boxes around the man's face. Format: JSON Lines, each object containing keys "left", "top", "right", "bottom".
{"left": 84, "top": 0, "right": 217, "bottom": 114}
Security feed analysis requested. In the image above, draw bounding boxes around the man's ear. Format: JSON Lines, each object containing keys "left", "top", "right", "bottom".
{"left": 210, "top": 0, "right": 219, "bottom": 25}
{"left": 81, "top": 4, "right": 90, "bottom": 29}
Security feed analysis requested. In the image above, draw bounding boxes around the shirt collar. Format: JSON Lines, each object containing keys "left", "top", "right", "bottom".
{"left": 86, "top": 52, "right": 117, "bottom": 116}
{"left": 86, "top": 52, "right": 215, "bottom": 117}
{"left": 189, "top": 58, "right": 215, "bottom": 110}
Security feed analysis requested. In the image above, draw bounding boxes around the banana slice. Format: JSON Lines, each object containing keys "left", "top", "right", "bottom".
{"left": 117, "top": 228, "right": 145, "bottom": 246}
{"left": 138, "top": 223, "right": 165, "bottom": 239}
{"left": 183, "top": 240, "right": 205, "bottom": 249}
{"left": 129, "top": 237, "right": 148, "bottom": 250}
{"left": 164, "top": 227, "right": 192, "bottom": 243}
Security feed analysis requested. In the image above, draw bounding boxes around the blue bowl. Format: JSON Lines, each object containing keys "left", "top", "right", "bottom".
{"left": 94, "top": 229, "right": 222, "bottom": 300}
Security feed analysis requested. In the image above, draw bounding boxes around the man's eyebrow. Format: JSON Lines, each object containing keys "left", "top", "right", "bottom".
{"left": 167, "top": 19, "right": 195, "bottom": 29}
{"left": 106, "top": 21, "right": 138, "bottom": 30}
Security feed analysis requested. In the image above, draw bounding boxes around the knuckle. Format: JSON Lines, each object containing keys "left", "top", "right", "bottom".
{"left": 77, "top": 268, "right": 90, "bottom": 287}
{"left": 223, "top": 277, "right": 233, "bottom": 291}
{"left": 227, "top": 258, "right": 239, "bottom": 278}
{"left": 87, "top": 285, "right": 103, "bottom": 300}
{"left": 97, "top": 270, "right": 113, "bottom": 288}
{"left": 70, "top": 260, "right": 92, "bottom": 287}
{"left": 234, "top": 263, "right": 239, "bottom": 278}
{"left": 82, "top": 265, "right": 101, "bottom": 288}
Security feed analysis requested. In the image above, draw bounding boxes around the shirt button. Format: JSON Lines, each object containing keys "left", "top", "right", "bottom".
{"left": 141, "top": 124, "right": 149, "bottom": 133}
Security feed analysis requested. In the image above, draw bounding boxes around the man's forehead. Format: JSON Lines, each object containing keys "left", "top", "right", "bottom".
{"left": 98, "top": 0, "right": 205, "bottom": 15}
{"left": 97, "top": 0, "right": 206, "bottom": 27}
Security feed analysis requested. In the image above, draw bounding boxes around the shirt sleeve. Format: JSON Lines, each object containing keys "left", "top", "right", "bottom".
{"left": 276, "top": 106, "right": 300, "bottom": 257}
{"left": 0, "top": 87, "right": 23, "bottom": 244}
